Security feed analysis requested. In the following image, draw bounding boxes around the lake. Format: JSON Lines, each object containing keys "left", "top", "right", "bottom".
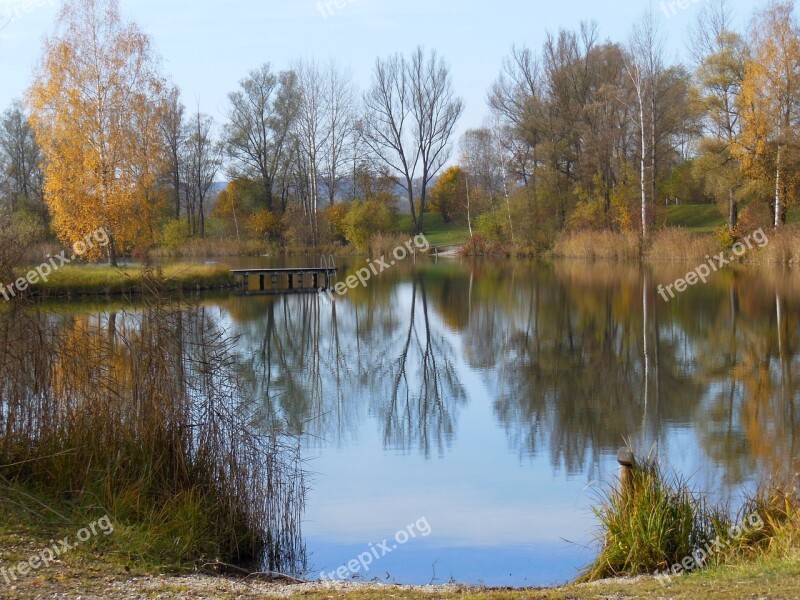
{"left": 27, "top": 258, "right": 800, "bottom": 586}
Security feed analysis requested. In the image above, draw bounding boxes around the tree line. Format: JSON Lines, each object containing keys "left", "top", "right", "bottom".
{"left": 1, "top": 0, "right": 798, "bottom": 263}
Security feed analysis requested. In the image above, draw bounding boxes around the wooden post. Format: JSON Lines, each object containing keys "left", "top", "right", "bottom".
{"left": 288, "top": 273, "right": 294, "bottom": 290}
{"left": 313, "top": 273, "right": 318, "bottom": 288}
{"left": 243, "top": 274, "right": 249, "bottom": 292}
{"left": 259, "top": 274, "right": 265, "bottom": 292}
{"left": 617, "top": 447, "right": 635, "bottom": 496}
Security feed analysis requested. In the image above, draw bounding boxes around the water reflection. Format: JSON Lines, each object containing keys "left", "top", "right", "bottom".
{"left": 13, "top": 259, "right": 800, "bottom": 585}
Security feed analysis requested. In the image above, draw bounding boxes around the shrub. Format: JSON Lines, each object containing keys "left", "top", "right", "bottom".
{"left": 160, "top": 218, "right": 191, "bottom": 250}
{"left": 343, "top": 199, "right": 395, "bottom": 250}
{"left": 247, "top": 209, "right": 284, "bottom": 241}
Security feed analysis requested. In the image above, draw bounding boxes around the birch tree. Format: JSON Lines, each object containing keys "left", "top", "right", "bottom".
{"left": 28, "top": 0, "right": 168, "bottom": 265}
{"left": 736, "top": 0, "right": 800, "bottom": 228}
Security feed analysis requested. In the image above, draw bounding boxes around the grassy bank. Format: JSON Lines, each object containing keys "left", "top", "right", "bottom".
{"left": 3, "top": 448, "right": 800, "bottom": 597}
{"left": 18, "top": 264, "right": 235, "bottom": 298}
{"left": 1, "top": 500, "right": 798, "bottom": 599}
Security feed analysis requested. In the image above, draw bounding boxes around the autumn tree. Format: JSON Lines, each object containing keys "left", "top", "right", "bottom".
{"left": 28, "top": 0, "right": 168, "bottom": 265}
{"left": 691, "top": 0, "right": 748, "bottom": 230}
{"left": 429, "top": 166, "right": 467, "bottom": 223}
{"left": 212, "top": 178, "right": 263, "bottom": 240}
{"left": 736, "top": 0, "right": 800, "bottom": 228}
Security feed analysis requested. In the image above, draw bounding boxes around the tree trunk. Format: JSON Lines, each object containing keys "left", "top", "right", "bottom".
{"left": 407, "top": 179, "right": 418, "bottom": 233}
{"left": 728, "top": 189, "right": 738, "bottom": 230}
{"left": 775, "top": 143, "right": 782, "bottom": 229}
{"left": 107, "top": 232, "right": 119, "bottom": 267}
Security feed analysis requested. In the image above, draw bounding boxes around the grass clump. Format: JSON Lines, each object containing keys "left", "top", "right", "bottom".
{"left": 581, "top": 454, "right": 718, "bottom": 581}
{"left": 582, "top": 451, "right": 800, "bottom": 583}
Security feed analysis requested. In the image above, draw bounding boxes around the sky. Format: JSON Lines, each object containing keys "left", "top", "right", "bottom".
{"left": 0, "top": 0, "right": 760, "bottom": 144}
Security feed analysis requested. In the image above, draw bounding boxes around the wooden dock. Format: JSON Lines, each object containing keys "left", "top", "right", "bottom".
{"left": 231, "top": 267, "right": 338, "bottom": 294}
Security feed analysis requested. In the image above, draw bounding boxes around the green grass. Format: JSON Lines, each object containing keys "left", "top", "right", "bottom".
{"left": 661, "top": 204, "right": 726, "bottom": 233}
{"left": 14, "top": 263, "right": 235, "bottom": 297}
{"left": 395, "top": 213, "right": 471, "bottom": 247}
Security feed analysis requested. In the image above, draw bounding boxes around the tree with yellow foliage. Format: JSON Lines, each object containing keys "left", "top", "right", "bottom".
{"left": 735, "top": 1, "right": 800, "bottom": 228}
{"left": 429, "top": 166, "right": 468, "bottom": 224}
{"left": 28, "top": 0, "right": 168, "bottom": 265}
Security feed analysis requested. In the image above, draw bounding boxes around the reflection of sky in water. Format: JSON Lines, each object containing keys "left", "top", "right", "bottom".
{"left": 214, "top": 261, "right": 799, "bottom": 586}
{"left": 302, "top": 339, "right": 601, "bottom": 585}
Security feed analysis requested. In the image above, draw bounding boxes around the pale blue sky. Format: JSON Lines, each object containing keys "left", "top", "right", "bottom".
{"left": 0, "top": 0, "right": 760, "bottom": 138}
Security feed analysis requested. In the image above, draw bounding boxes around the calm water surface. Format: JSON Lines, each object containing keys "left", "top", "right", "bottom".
{"left": 46, "top": 259, "right": 800, "bottom": 585}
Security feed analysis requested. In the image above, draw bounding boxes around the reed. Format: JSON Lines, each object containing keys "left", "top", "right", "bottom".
{"left": 552, "top": 231, "right": 641, "bottom": 260}
{"left": 0, "top": 277, "right": 305, "bottom": 572}
{"left": 644, "top": 229, "right": 720, "bottom": 262}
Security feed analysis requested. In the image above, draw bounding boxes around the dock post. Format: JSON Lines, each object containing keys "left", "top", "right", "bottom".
{"left": 313, "top": 273, "right": 318, "bottom": 288}
{"left": 243, "top": 274, "right": 249, "bottom": 291}
{"left": 617, "top": 447, "right": 635, "bottom": 497}
{"left": 288, "top": 273, "right": 294, "bottom": 290}
{"left": 259, "top": 274, "right": 265, "bottom": 291}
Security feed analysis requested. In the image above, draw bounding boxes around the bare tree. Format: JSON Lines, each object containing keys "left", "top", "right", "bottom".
{"left": 159, "top": 86, "right": 185, "bottom": 219}
{"left": 488, "top": 45, "right": 542, "bottom": 188}
{"left": 181, "top": 110, "right": 222, "bottom": 237}
{"left": 0, "top": 101, "right": 44, "bottom": 213}
{"left": 322, "top": 63, "right": 357, "bottom": 205}
{"left": 294, "top": 59, "right": 327, "bottom": 241}
{"left": 224, "top": 64, "right": 299, "bottom": 212}
{"left": 363, "top": 47, "right": 463, "bottom": 233}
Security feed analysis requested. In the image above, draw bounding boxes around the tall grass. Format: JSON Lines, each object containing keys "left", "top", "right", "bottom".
{"left": 750, "top": 224, "right": 800, "bottom": 264}
{"left": 645, "top": 228, "right": 720, "bottom": 262}
{"left": 582, "top": 454, "right": 718, "bottom": 581}
{"left": 552, "top": 231, "right": 641, "bottom": 260}
{"left": 582, "top": 451, "right": 800, "bottom": 582}
{"left": 149, "top": 238, "right": 273, "bottom": 259}
{"left": 0, "top": 277, "right": 305, "bottom": 572}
